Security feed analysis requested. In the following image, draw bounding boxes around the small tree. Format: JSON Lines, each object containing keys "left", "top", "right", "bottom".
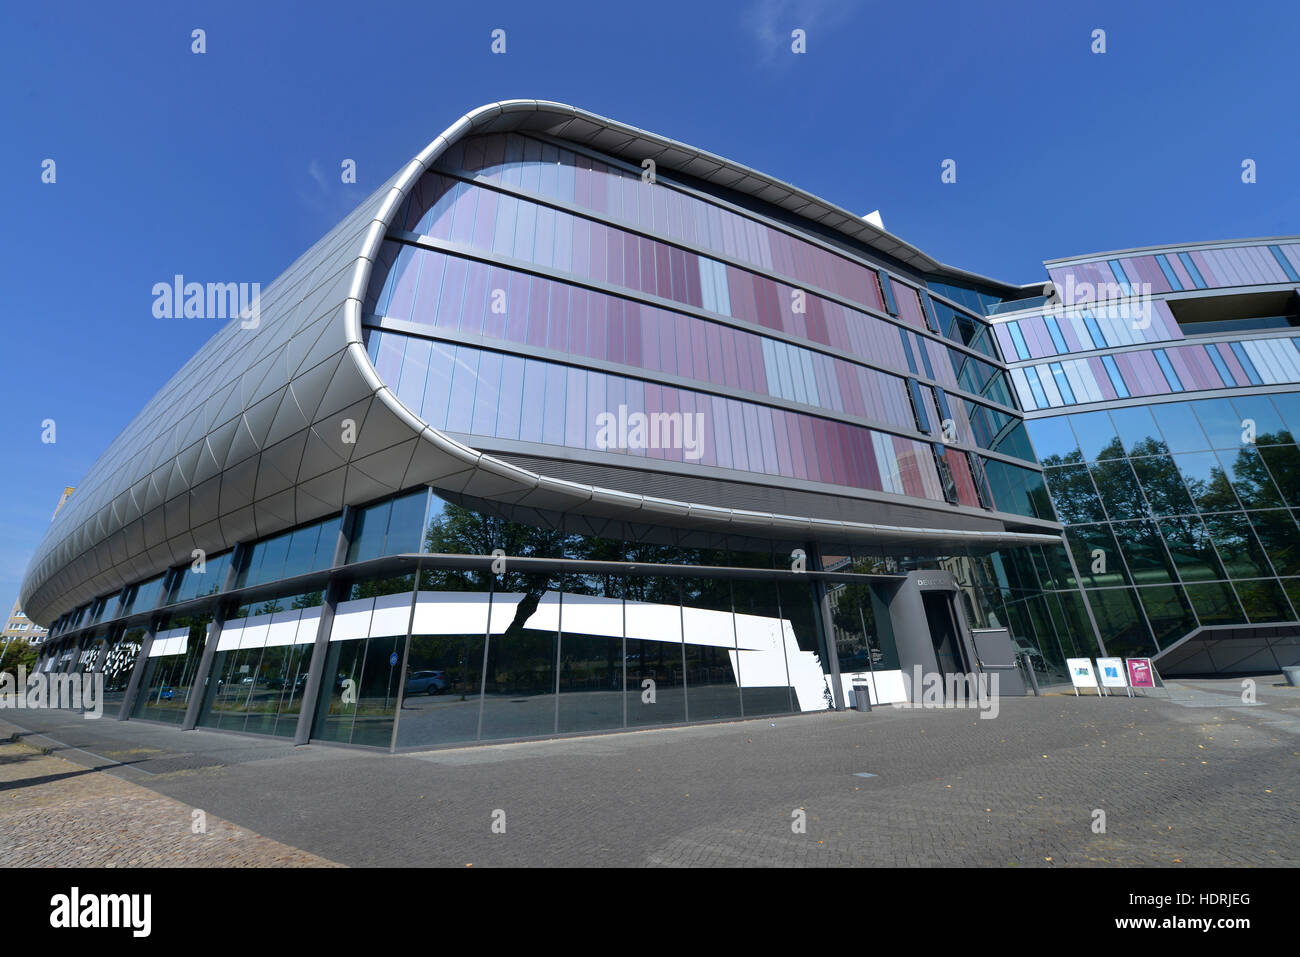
{"left": 0, "top": 639, "right": 38, "bottom": 679}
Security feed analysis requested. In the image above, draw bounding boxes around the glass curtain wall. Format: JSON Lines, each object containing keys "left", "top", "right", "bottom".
{"left": 556, "top": 571, "right": 627, "bottom": 734}
{"left": 394, "top": 563, "right": 492, "bottom": 749}
{"left": 347, "top": 559, "right": 832, "bottom": 750}
{"left": 314, "top": 575, "right": 414, "bottom": 747}
{"left": 133, "top": 614, "right": 211, "bottom": 723}
{"left": 101, "top": 627, "right": 145, "bottom": 711}
{"left": 1028, "top": 393, "right": 1300, "bottom": 659}
{"left": 199, "top": 591, "right": 322, "bottom": 737}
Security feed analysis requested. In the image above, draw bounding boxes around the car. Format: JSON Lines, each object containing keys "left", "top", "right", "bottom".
{"left": 267, "top": 673, "right": 310, "bottom": 692}
{"left": 1013, "top": 640, "right": 1048, "bottom": 673}
{"left": 405, "top": 670, "right": 450, "bottom": 695}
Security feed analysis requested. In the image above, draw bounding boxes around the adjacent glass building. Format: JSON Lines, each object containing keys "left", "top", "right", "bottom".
{"left": 998, "top": 240, "right": 1300, "bottom": 673}
{"left": 21, "top": 102, "right": 1298, "bottom": 750}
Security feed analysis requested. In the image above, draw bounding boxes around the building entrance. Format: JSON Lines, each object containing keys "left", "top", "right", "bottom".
{"left": 923, "top": 591, "right": 969, "bottom": 682}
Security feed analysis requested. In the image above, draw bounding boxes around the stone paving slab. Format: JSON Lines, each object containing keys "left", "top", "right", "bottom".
{"left": 0, "top": 736, "right": 341, "bottom": 867}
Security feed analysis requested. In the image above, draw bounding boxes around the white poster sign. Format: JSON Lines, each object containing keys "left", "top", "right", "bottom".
{"left": 1066, "top": 657, "right": 1099, "bottom": 695}
{"left": 1096, "top": 657, "right": 1128, "bottom": 689}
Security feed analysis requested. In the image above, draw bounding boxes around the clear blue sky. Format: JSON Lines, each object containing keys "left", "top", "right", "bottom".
{"left": 2, "top": 0, "right": 1297, "bottom": 619}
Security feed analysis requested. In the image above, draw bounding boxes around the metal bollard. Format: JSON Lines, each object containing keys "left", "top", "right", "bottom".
{"left": 1020, "top": 654, "right": 1041, "bottom": 696}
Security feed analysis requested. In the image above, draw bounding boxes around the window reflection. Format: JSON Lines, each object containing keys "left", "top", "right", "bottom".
{"left": 1233, "top": 579, "right": 1296, "bottom": 623}
{"left": 557, "top": 575, "right": 626, "bottom": 734}
{"left": 775, "top": 579, "right": 834, "bottom": 711}
{"left": 1174, "top": 452, "right": 1241, "bottom": 511}
{"left": 623, "top": 576, "right": 686, "bottom": 728}
{"left": 1068, "top": 411, "right": 1121, "bottom": 461}
{"left": 199, "top": 593, "right": 320, "bottom": 738}
{"left": 1084, "top": 589, "right": 1156, "bottom": 658}
{"left": 480, "top": 573, "right": 560, "bottom": 741}
{"left": 1131, "top": 456, "right": 1196, "bottom": 516}
{"left": 314, "top": 575, "right": 412, "bottom": 747}
{"left": 679, "top": 577, "right": 743, "bottom": 722}
{"left": 1152, "top": 403, "right": 1210, "bottom": 453}
{"left": 1110, "top": 406, "right": 1165, "bottom": 455}
{"left": 134, "top": 615, "right": 210, "bottom": 724}
{"left": 1137, "top": 585, "right": 1196, "bottom": 648}
{"left": 730, "top": 575, "right": 796, "bottom": 717}
{"left": 1203, "top": 513, "right": 1275, "bottom": 579}
{"left": 100, "top": 628, "right": 144, "bottom": 710}
{"left": 1218, "top": 448, "right": 1284, "bottom": 509}
{"left": 1183, "top": 581, "right": 1246, "bottom": 625}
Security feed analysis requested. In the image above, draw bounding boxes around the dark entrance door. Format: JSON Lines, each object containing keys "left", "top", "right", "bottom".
{"left": 923, "top": 592, "right": 967, "bottom": 680}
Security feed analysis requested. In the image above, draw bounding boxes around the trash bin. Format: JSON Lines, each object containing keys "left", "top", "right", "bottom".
{"left": 852, "top": 682, "right": 872, "bottom": 712}
{"left": 1283, "top": 665, "right": 1300, "bottom": 687}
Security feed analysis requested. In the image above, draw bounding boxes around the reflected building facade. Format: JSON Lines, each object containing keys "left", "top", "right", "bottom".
{"left": 20, "top": 102, "right": 1297, "bottom": 751}
{"left": 998, "top": 241, "right": 1300, "bottom": 673}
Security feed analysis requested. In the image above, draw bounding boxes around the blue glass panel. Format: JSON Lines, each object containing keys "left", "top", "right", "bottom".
{"left": 1107, "top": 260, "right": 1133, "bottom": 296}
{"left": 1007, "top": 322, "right": 1029, "bottom": 360}
{"left": 1228, "top": 343, "right": 1262, "bottom": 384}
{"left": 1068, "top": 410, "right": 1121, "bottom": 460}
{"left": 1177, "top": 252, "right": 1207, "bottom": 289}
{"left": 1109, "top": 406, "right": 1164, "bottom": 455}
{"left": 1025, "top": 416, "right": 1081, "bottom": 463}
{"left": 879, "top": 271, "right": 898, "bottom": 315}
{"left": 1204, "top": 344, "right": 1234, "bottom": 385}
{"left": 1152, "top": 402, "right": 1210, "bottom": 453}
{"left": 1100, "top": 355, "right": 1129, "bottom": 398}
{"left": 1155, "top": 254, "right": 1183, "bottom": 291}
{"left": 1080, "top": 310, "right": 1108, "bottom": 348}
{"left": 1192, "top": 398, "right": 1246, "bottom": 449}
{"left": 1153, "top": 350, "right": 1183, "bottom": 391}
{"left": 1269, "top": 245, "right": 1300, "bottom": 282}
{"left": 1043, "top": 316, "right": 1069, "bottom": 354}
{"left": 1023, "top": 367, "right": 1049, "bottom": 408}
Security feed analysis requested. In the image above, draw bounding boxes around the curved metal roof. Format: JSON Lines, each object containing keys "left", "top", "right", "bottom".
{"left": 20, "top": 101, "right": 1060, "bottom": 625}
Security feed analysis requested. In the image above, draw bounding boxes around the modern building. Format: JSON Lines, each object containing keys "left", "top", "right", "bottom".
{"left": 2, "top": 601, "right": 45, "bottom": 645}
{"left": 19, "top": 102, "right": 1298, "bottom": 751}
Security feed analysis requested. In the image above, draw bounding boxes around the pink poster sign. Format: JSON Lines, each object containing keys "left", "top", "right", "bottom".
{"left": 1126, "top": 658, "right": 1155, "bottom": 688}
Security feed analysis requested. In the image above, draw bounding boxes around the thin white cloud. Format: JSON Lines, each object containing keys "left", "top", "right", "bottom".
{"left": 297, "top": 158, "right": 361, "bottom": 221}
{"left": 748, "top": 0, "right": 856, "bottom": 64}
{"left": 307, "top": 159, "right": 330, "bottom": 193}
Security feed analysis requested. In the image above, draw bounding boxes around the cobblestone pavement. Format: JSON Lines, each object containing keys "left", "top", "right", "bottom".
{"left": 1, "top": 675, "right": 1296, "bottom": 867}
{"left": 0, "top": 737, "right": 341, "bottom": 867}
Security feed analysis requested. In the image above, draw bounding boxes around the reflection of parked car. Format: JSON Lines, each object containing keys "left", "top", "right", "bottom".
{"left": 266, "top": 673, "right": 313, "bottom": 692}
{"left": 405, "top": 670, "right": 450, "bottom": 695}
{"left": 159, "top": 687, "right": 175, "bottom": 700}
{"left": 1013, "top": 641, "right": 1047, "bottom": 673}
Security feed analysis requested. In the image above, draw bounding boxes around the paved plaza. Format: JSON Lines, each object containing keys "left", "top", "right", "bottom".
{"left": 1, "top": 676, "right": 1296, "bottom": 867}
